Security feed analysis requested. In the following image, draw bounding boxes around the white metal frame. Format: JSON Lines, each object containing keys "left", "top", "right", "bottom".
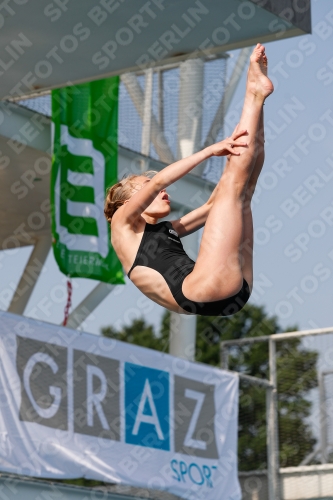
{"left": 8, "top": 236, "right": 51, "bottom": 315}
{"left": 319, "top": 369, "right": 333, "bottom": 464}
{"left": 141, "top": 68, "right": 154, "bottom": 158}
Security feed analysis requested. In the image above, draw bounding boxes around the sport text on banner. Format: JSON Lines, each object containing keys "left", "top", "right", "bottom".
{"left": 0, "top": 312, "right": 241, "bottom": 500}
{"left": 51, "top": 77, "right": 124, "bottom": 283}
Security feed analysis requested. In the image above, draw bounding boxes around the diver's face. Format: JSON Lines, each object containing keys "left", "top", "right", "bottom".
{"left": 130, "top": 177, "right": 171, "bottom": 218}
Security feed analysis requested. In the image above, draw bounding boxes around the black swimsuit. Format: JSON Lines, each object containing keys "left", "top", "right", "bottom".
{"left": 127, "top": 221, "right": 250, "bottom": 316}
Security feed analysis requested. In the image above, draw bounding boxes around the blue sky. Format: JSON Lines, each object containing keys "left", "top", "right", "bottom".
{"left": 1, "top": 0, "right": 333, "bottom": 337}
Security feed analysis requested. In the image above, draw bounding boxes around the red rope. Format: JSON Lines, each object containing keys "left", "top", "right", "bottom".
{"left": 63, "top": 279, "right": 72, "bottom": 326}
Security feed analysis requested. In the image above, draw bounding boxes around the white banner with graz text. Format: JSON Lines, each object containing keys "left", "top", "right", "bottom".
{"left": 0, "top": 312, "right": 240, "bottom": 500}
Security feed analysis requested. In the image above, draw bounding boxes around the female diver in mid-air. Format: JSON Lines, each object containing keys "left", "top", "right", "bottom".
{"left": 104, "top": 44, "right": 274, "bottom": 316}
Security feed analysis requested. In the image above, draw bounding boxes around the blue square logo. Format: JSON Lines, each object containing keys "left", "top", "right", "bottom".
{"left": 124, "top": 363, "right": 170, "bottom": 451}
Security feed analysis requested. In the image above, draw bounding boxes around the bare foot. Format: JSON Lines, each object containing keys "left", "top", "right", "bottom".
{"left": 247, "top": 43, "right": 274, "bottom": 99}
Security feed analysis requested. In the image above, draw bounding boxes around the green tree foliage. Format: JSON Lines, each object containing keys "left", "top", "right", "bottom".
{"left": 101, "top": 304, "right": 318, "bottom": 470}
{"left": 102, "top": 318, "right": 166, "bottom": 351}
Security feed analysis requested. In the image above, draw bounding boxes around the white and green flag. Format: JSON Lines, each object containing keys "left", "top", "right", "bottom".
{"left": 51, "top": 77, "right": 124, "bottom": 284}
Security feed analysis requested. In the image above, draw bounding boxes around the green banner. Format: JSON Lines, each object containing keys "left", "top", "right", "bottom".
{"left": 50, "top": 77, "right": 124, "bottom": 284}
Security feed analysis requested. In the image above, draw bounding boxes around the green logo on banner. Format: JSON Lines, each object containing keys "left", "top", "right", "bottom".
{"left": 50, "top": 77, "right": 124, "bottom": 284}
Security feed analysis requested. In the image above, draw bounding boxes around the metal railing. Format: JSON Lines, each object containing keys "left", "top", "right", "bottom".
{"left": 221, "top": 326, "right": 333, "bottom": 500}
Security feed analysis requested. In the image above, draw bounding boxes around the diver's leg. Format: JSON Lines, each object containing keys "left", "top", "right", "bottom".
{"left": 240, "top": 107, "right": 265, "bottom": 291}
{"left": 183, "top": 45, "right": 273, "bottom": 302}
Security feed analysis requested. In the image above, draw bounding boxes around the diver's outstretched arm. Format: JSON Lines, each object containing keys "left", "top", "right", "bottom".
{"left": 119, "top": 133, "right": 247, "bottom": 224}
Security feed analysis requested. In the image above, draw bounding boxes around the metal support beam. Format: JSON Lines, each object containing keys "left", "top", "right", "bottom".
{"left": 121, "top": 73, "right": 175, "bottom": 164}
{"left": 268, "top": 338, "right": 280, "bottom": 500}
{"left": 177, "top": 58, "right": 204, "bottom": 172}
{"left": 169, "top": 312, "right": 197, "bottom": 361}
{"left": 204, "top": 47, "right": 252, "bottom": 148}
{"left": 8, "top": 236, "right": 50, "bottom": 315}
{"left": 157, "top": 69, "right": 164, "bottom": 129}
{"left": 169, "top": 229, "right": 199, "bottom": 362}
{"left": 300, "top": 444, "right": 321, "bottom": 466}
{"left": 220, "top": 326, "right": 333, "bottom": 346}
{"left": 65, "top": 282, "right": 115, "bottom": 329}
{"left": 239, "top": 372, "right": 273, "bottom": 389}
{"left": 0, "top": 101, "right": 51, "bottom": 152}
{"left": 266, "top": 385, "right": 277, "bottom": 500}
{"left": 318, "top": 370, "right": 333, "bottom": 464}
{"left": 141, "top": 68, "right": 153, "bottom": 158}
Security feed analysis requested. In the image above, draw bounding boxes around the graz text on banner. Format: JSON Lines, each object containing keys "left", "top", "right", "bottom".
{"left": 0, "top": 312, "right": 240, "bottom": 500}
